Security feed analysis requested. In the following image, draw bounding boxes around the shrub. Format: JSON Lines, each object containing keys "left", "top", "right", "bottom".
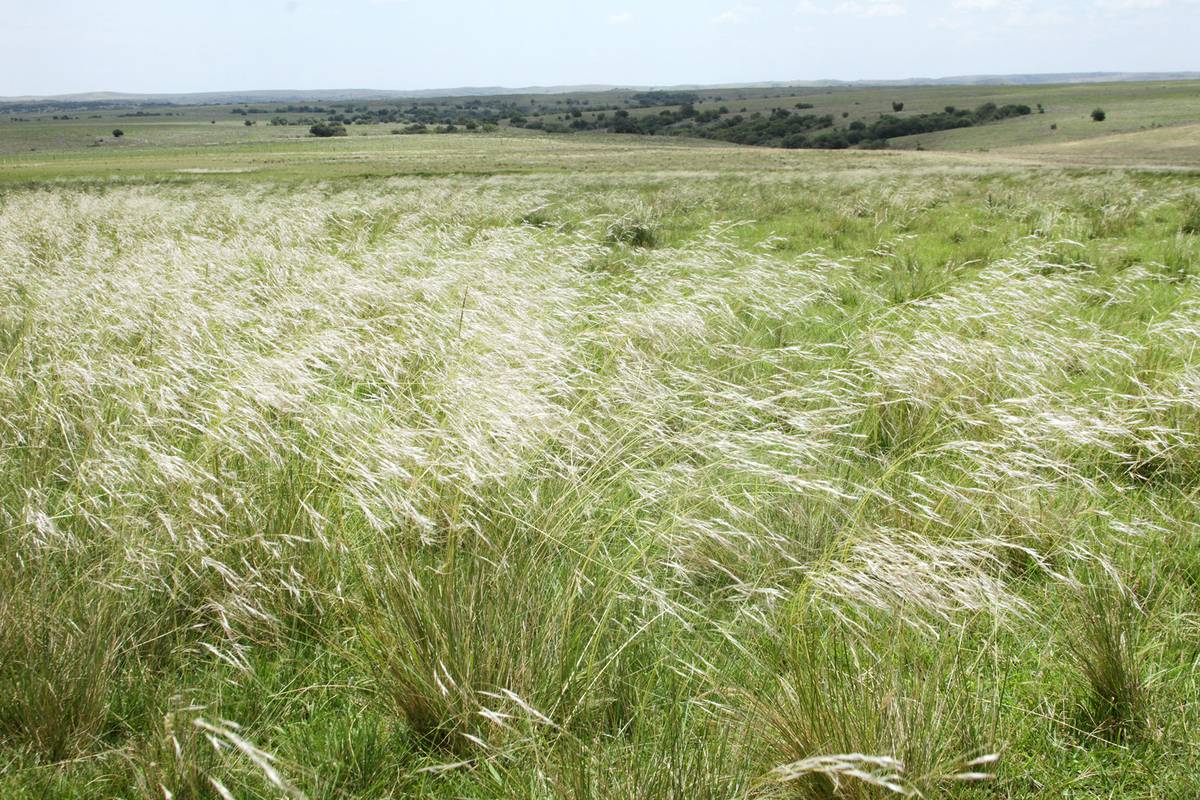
{"left": 309, "top": 122, "right": 347, "bottom": 137}
{"left": 112, "top": 129, "right": 124, "bottom": 138}
{"left": 892, "top": 101, "right": 905, "bottom": 112}
{"left": 1092, "top": 108, "right": 1107, "bottom": 122}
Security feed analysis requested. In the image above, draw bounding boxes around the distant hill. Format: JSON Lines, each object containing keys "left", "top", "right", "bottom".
{"left": 4, "top": 72, "right": 1199, "bottom": 106}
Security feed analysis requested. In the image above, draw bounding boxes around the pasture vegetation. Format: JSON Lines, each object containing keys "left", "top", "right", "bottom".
{"left": 1, "top": 96, "right": 1200, "bottom": 799}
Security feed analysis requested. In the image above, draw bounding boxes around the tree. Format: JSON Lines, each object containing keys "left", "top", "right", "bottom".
{"left": 309, "top": 122, "right": 348, "bottom": 138}
{"left": 892, "top": 101, "right": 905, "bottom": 112}
{"left": 1091, "top": 108, "right": 1107, "bottom": 122}
{"left": 112, "top": 129, "right": 124, "bottom": 138}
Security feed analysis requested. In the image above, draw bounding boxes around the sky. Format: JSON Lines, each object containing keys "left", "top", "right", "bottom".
{"left": 3, "top": 0, "right": 1198, "bottom": 96}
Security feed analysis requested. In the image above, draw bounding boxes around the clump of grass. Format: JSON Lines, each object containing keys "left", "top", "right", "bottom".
{"left": 129, "top": 697, "right": 223, "bottom": 800}
{"left": 0, "top": 560, "right": 128, "bottom": 762}
{"left": 356, "top": 527, "right": 636, "bottom": 756}
{"left": 518, "top": 205, "right": 555, "bottom": 228}
{"left": 544, "top": 695, "right": 748, "bottom": 800}
{"left": 604, "top": 202, "right": 660, "bottom": 248}
{"left": 750, "top": 612, "right": 999, "bottom": 799}
{"left": 1066, "top": 569, "right": 1148, "bottom": 740}
{"left": 1180, "top": 195, "right": 1200, "bottom": 235}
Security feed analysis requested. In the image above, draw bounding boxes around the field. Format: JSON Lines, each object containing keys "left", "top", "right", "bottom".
{"left": 2, "top": 87, "right": 1200, "bottom": 799}
{"left": 4, "top": 80, "right": 1199, "bottom": 179}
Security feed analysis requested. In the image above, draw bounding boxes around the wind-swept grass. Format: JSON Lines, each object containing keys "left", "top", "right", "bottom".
{"left": 1, "top": 163, "right": 1198, "bottom": 798}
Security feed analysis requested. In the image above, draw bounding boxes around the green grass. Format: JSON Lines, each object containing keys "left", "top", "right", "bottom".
{"left": 2, "top": 131, "right": 1200, "bottom": 799}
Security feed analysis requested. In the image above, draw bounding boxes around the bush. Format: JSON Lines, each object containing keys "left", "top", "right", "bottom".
{"left": 892, "top": 101, "right": 905, "bottom": 112}
{"left": 1092, "top": 108, "right": 1107, "bottom": 122}
{"left": 309, "top": 122, "right": 348, "bottom": 138}
{"left": 112, "top": 129, "right": 124, "bottom": 138}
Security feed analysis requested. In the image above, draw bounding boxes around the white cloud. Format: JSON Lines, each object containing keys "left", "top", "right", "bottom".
{"left": 796, "top": 1, "right": 907, "bottom": 17}
{"left": 951, "top": 0, "right": 1004, "bottom": 9}
{"left": 711, "top": 4, "right": 761, "bottom": 24}
{"left": 1098, "top": 0, "right": 1169, "bottom": 7}
{"left": 944, "top": 0, "right": 1072, "bottom": 27}
{"left": 608, "top": 11, "right": 634, "bottom": 24}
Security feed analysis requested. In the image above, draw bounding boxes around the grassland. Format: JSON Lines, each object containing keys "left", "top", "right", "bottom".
{"left": 2, "top": 87, "right": 1200, "bottom": 799}
{"left": 4, "top": 79, "right": 1199, "bottom": 177}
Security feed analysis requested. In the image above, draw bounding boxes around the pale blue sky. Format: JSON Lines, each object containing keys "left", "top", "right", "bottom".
{"left": 4, "top": 0, "right": 1197, "bottom": 96}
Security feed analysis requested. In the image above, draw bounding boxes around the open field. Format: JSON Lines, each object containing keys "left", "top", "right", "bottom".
{"left": 0, "top": 132, "right": 911, "bottom": 183}
{"left": 2, "top": 113, "right": 1200, "bottom": 799}
{"left": 4, "top": 80, "right": 1199, "bottom": 174}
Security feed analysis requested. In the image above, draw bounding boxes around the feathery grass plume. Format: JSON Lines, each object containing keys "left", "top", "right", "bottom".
{"left": 1066, "top": 567, "right": 1148, "bottom": 740}
{"left": 129, "top": 697, "right": 222, "bottom": 800}
{"left": 193, "top": 717, "right": 307, "bottom": 800}
{"left": 809, "top": 529, "right": 1031, "bottom": 637}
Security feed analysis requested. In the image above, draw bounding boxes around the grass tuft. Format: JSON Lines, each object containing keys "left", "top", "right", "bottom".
{"left": 750, "top": 608, "right": 999, "bottom": 799}
{"left": 1066, "top": 569, "right": 1148, "bottom": 741}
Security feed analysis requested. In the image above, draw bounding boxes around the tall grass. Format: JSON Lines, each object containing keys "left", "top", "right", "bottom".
{"left": 0, "top": 170, "right": 1198, "bottom": 797}
{"left": 1067, "top": 569, "right": 1148, "bottom": 740}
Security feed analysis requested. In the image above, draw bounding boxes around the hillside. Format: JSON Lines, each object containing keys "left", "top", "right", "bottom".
{"left": 4, "top": 71, "right": 1200, "bottom": 106}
